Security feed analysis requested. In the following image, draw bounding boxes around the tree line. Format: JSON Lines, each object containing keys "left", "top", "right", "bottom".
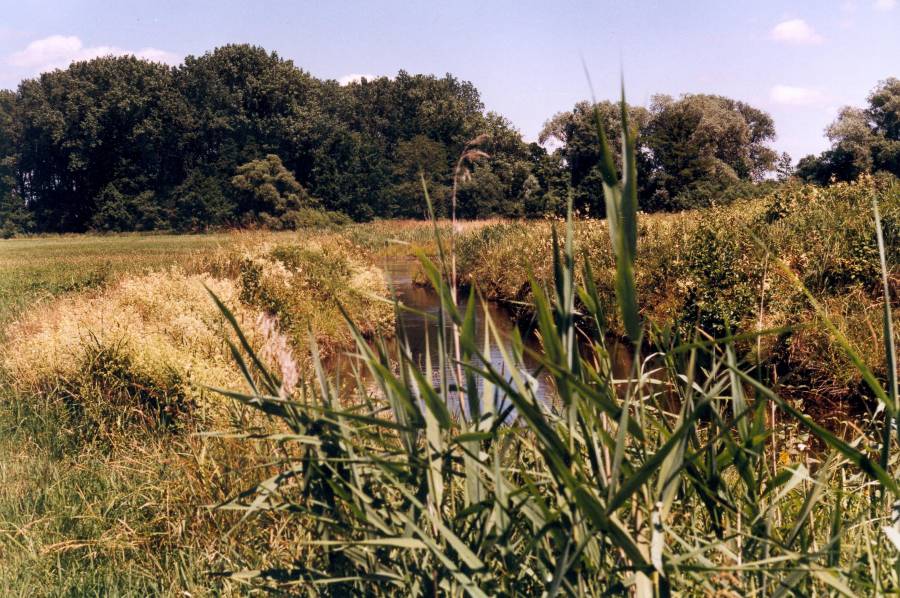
{"left": 0, "top": 43, "right": 896, "bottom": 235}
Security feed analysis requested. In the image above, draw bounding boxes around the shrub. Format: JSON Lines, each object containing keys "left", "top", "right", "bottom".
{"left": 0, "top": 191, "right": 34, "bottom": 238}
{"left": 172, "top": 170, "right": 236, "bottom": 231}
{"left": 237, "top": 239, "right": 393, "bottom": 358}
{"left": 763, "top": 175, "right": 895, "bottom": 293}
{"left": 91, "top": 184, "right": 167, "bottom": 232}
{"left": 677, "top": 221, "right": 760, "bottom": 337}
{"left": 232, "top": 154, "right": 320, "bottom": 228}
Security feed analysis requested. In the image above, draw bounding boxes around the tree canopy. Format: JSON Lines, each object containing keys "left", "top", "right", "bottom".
{"left": 539, "top": 94, "right": 778, "bottom": 213}
{"left": 2, "top": 45, "right": 550, "bottom": 233}
{"left": 798, "top": 78, "right": 900, "bottom": 185}
{"left": 0, "top": 43, "right": 883, "bottom": 235}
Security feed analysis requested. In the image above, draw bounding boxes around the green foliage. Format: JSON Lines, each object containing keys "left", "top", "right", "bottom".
{"left": 0, "top": 91, "right": 28, "bottom": 237}
{"left": 868, "top": 77, "right": 900, "bottom": 140}
{"left": 388, "top": 135, "right": 452, "bottom": 217}
{"left": 643, "top": 93, "right": 777, "bottom": 208}
{"left": 679, "top": 223, "right": 759, "bottom": 337}
{"left": 541, "top": 100, "right": 652, "bottom": 215}
{"left": 206, "top": 159, "right": 900, "bottom": 594}
{"left": 11, "top": 45, "right": 894, "bottom": 231}
{"left": 544, "top": 94, "right": 778, "bottom": 212}
{"left": 64, "top": 339, "right": 192, "bottom": 433}
{"left": 231, "top": 154, "right": 319, "bottom": 229}
{"left": 455, "top": 167, "right": 509, "bottom": 217}
{"left": 172, "top": 169, "right": 235, "bottom": 231}
{"left": 284, "top": 206, "right": 353, "bottom": 228}
{"left": 91, "top": 184, "right": 166, "bottom": 232}
{"left": 1, "top": 176, "right": 898, "bottom": 593}
{"left": 4, "top": 45, "right": 550, "bottom": 231}
{"left": 522, "top": 142, "right": 569, "bottom": 217}
{"left": 458, "top": 175, "right": 900, "bottom": 404}
{"left": 237, "top": 239, "right": 393, "bottom": 357}
{"left": 800, "top": 78, "right": 900, "bottom": 184}
{"left": 17, "top": 56, "right": 186, "bottom": 231}
{"left": 764, "top": 176, "right": 897, "bottom": 294}
{"left": 0, "top": 192, "right": 33, "bottom": 238}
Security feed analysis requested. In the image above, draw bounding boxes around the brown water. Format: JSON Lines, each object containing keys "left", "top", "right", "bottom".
{"left": 377, "top": 258, "right": 633, "bottom": 409}
{"left": 380, "top": 258, "right": 550, "bottom": 405}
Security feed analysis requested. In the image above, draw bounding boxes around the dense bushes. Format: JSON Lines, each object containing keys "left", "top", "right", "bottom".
{"left": 230, "top": 154, "right": 320, "bottom": 229}
{"left": 457, "top": 175, "right": 900, "bottom": 405}
{"left": 91, "top": 186, "right": 166, "bottom": 232}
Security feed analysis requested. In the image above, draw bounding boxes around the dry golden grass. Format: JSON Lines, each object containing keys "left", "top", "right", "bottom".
{"left": 3, "top": 269, "right": 262, "bottom": 428}
{"left": 0, "top": 225, "right": 415, "bottom": 594}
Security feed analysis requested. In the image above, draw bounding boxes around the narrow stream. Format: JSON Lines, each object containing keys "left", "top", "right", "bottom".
{"left": 380, "top": 257, "right": 553, "bottom": 403}
{"left": 376, "top": 258, "right": 633, "bottom": 407}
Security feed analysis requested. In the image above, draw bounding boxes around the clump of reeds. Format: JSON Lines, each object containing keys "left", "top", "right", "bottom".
{"left": 207, "top": 90, "right": 900, "bottom": 595}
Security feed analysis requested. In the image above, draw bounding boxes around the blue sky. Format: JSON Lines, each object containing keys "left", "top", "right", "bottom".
{"left": 0, "top": 1, "right": 897, "bottom": 161}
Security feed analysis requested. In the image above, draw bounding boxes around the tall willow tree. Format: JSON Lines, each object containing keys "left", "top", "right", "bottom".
{"left": 799, "top": 78, "right": 900, "bottom": 184}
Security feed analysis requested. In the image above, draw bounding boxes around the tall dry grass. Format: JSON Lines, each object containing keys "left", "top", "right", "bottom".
{"left": 0, "top": 227, "right": 406, "bottom": 594}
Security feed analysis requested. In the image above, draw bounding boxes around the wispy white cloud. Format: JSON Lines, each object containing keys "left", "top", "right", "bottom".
{"left": 769, "top": 84, "right": 826, "bottom": 106}
{"left": 337, "top": 73, "right": 377, "bottom": 85}
{"left": 8, "top": 35, "right": 179, "bottom": 73}
{"left": 769, "top": 19, "right": 824, "bottom": 44}
{"left": 874, "top": 0, "right": 896, "bottom": 11}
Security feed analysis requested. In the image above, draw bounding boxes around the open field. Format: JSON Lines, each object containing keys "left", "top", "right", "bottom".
{"left": 1, "top": 184, "right": 899, "bottom": 594}
{"left": 0, "top": 232, "right": 265, "bottom": 333}
{"left": 0, "top": 222, "right": 454, "bottom": 595}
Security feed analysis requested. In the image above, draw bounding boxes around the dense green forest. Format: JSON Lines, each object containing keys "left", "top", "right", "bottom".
{"left": 0, "top": 43, "right": 897, "bottom": 235}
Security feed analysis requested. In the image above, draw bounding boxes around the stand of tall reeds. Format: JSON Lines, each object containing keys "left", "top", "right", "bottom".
{"left": 206, "top": 90, "right": 900, "bottom": 596}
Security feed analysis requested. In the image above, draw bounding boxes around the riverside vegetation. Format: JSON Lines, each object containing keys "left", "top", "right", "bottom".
{"left": 1, "top": 112, "right": 899, "bottom": 594}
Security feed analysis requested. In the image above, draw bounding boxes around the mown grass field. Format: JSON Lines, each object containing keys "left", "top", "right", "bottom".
{"left": 0, "top": 183, "right": 898, "bottom": 595}
{"left": 0, "top": 233, "right": 257, "bottom": 330}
